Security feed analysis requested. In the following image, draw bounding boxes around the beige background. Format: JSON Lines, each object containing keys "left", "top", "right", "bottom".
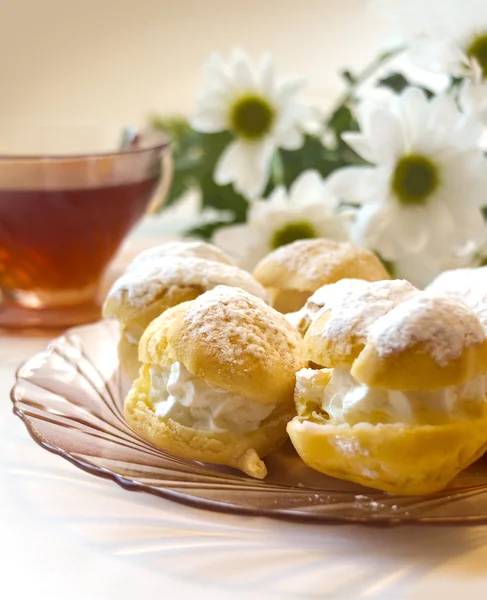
{"left": 0, "top": 0, "right": 387, "bottom": 126}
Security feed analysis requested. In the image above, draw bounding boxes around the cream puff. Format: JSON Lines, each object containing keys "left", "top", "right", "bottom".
{"left": 288, "top": 277, "right": 417, "bottom": 337}
{"left": 252, "top": 239, "right": 390, "bottom": 313}
{"left": 287, "top": 286, "right": 487, "bottom": 495}
{"left": 124, "top": 286, "right": 304, "bottom": 478}
{"left": 103, "top": 242, "right": 268, "bottom": 381}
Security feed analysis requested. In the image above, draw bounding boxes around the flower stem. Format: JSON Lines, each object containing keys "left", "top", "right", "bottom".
{"left": 328, "top": 46, "right": 405, "bottom": 118}
{"left": 271, "top": 150, "right": 285, "bottom": 188}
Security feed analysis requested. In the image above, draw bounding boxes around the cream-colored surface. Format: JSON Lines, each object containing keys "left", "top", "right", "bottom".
{"left": 0, "top": 0, "right": 387, "bottom": 125}
{"left": 5, "top": 242, "right": 487, "bottom": 599}
{"left": 8, "top": 5, "right": 487, "bottom": 596}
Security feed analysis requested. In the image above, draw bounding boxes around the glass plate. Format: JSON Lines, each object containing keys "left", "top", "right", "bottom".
{"left": 11, "top": 320, "right": 487, "bottom": 525}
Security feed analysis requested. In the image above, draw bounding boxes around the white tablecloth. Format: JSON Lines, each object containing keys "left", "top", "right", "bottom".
{"left": 3, "top": 229, "right": 487, "bottom": 599}
{"left": 3, "top": 334, "right": 487, "bottom": 600}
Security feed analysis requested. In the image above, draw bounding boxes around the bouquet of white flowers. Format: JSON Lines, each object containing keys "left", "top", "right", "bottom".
{"left": 151, "top": 0, "right": 487, "bottom": 287}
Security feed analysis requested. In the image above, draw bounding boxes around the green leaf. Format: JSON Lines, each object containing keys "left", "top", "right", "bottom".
{"left": 199, "top": 130, "right": 233, "bottom": 166}
{"left": 377, "top": 72, "right": 410, "bottom": 94}
{"left": 149, "top": 115, "right": 237, "bottom": 210}
{"left": 185, "top": 220, "right": 239, "bottom": 241}
{"left": 328, "top": 105, "right": 358, "bottom": 137}
{"left": 199, "top": 173, "right": 249, "bottom": 222}
{"left": 377, "top": 73, "right": 435, "bottom": 99}
{"left": 341, "top": 70, "right": 356, "bottom": 86}
{"left": 278, "top": 135, "right": 330, "bottom": 187}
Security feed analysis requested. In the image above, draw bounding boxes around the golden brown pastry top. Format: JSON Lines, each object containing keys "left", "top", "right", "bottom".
{"left": 303, "top": 279, "right": 418, "bottom": 368}
{"left": 252, "top": 238, "right": 390, "bottom": 293}
{"left": 351, "top": 294, "right": 487, "bottom": 390}
{"left": 303, "top": 278, "right": 487, "bottom": 390}
{"left": 103, "top": 256, "right": 268, "bottom": 323}
{"left": 139, "top": 285, "right": 304, "bottom": 405}
{"left": 138, "top": 302, "right": 191, "bottom": 363}
{"left": 127, "top": 240, "right": 234, "bottom": 270}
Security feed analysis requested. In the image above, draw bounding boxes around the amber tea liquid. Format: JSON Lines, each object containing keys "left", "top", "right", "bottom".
{"left": 0, "top": 177, "right": 157, "bottom": 306}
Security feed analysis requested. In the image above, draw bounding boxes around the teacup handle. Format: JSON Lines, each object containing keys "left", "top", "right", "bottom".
{"left": 147, "top": 151, "right": 174, "bottom": 214}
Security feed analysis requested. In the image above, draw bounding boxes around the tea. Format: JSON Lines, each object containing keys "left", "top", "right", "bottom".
{"left": 0, "top": 177, "right": 157, "bottom": 307}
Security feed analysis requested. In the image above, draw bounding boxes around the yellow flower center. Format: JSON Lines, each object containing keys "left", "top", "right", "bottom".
{"left": 467, "top": 33, "right": 487, "bottom": 77}
{"left": 230, "top": 95, "right": 275, "bottom": 140}
{"left": 271, "top": 221, "right": 317, "bottom": 249}
{"left": 391, "top": 154, "right": 439, "bottom": 205}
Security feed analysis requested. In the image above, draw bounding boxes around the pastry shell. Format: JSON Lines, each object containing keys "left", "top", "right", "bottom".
{"left": 141, "top": 286, "right": 303, "bottom": 405}
{"left": 124, "top": 286, "right": 304, "bottom": 478}
{"left": 125, "top": 367, "right": 294, "bottom": 479}
{"left": 253, "top": 239, "right": 390, "bottom": 313}
{"left": 104, "top": 249, "right": 268, "bottom": 381}
{"left": 303, "top": 279, "right": 418, "bottom": 369}
{"left": 287, "top": 417, "right": 487, "bottom": 495}
{"left": 351, "top": 295, "right": 487, "bottom": 391}
{"left": 289, "top": 291, "right": 487, "bottom": 495}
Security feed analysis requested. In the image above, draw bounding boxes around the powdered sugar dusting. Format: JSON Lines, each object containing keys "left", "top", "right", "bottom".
{"left": 270, "top": 240, "right": 351, "bottom": 284}
{"left": 370, "top": 294, "right": 485, "bottom": 366}
{"left": 314, "top": 279, "right": 418, "bottom": 350}
{"left": 427, "top": 266, "right": 487, "bottom": 330}
{"left": 107, "top": 256, "right": 268, "bottom": 310}
{"left": 127, "top": 241, "right": 234, "bottom": 270}
{"left": 179, "top": 285, "right": 302, "bottom": 369}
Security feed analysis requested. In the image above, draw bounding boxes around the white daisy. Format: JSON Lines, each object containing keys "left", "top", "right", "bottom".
{"left": 373, "top": 0, "right": 487, "bottom": 78}
{"left": 393, "top": 243, "right": 483, "bottom": 289}
{"left": 212, "top": 170, "right": 352, "bottom": 270}
{"left": 191, "top": 49, "right": 312, "bottom": 199}
{"left": 461, "top": 62, "right": 487, "bottom": 127}
{"left": 328, "top": 87, "right": 487, "bottom": 263}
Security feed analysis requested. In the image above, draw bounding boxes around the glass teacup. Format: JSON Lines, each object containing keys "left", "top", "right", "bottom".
{"left": 0, "top": 126, "right": 171, "bottom": 329}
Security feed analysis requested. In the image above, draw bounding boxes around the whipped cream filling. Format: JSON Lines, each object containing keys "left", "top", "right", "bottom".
{"left": 148, "top": 361, "right": 275, "bottom": 433}
{"left": 297, "top": 368, "right": 487, "bottom": 426}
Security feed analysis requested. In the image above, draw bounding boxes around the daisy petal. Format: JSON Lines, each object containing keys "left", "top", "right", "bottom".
{"left": 326, "top": 166, "right": 390, "bottom": 205}
{"left": 277, "top": 127, "right": 303, "bottom": 150}
{"left": 289, "top": 170, "right": 323, "bottom": 200}
{"left": 365, "top": 108, "right": 405, "bottom": 164}
{"left": 254, "top": 186, "right": 287, "bottom": 216}
{"left": 202, "top": 52, "right": 228, "bottom": 86}
{"left": 213, "top": 224, "right": 269, "bottom": 269}
{"left": 275, "top": 78, "right": 304, "bottom": 105}
{"left": 351, "top": 203, "right": 395, "bottom": 253}
{"left": 214, "top": 139, "right": 273, "bottom": 199}
{"left": 191, "top": 105, "right": 228, "bottom": 132}
{"left": 397, "top": 87, "right": 429, "bottom": 147}
{"left": 212, "top": 223, "right": 252, "bottom": 256}
{"left": 341, "top": 132, "right": 376, "bottom": 163}
{"left": 310, "top": 207, "right": 352, "bottom": 241}
{"left": 259, "top": 54, "right": 276, "bottom": 96}
{"left": 394, "top": 252, "right": 440, "bottom": 289}
{"left": 231, "top": 50, "right": 256, "bottom": 91}
{"left": 393, "top": 204, "right": 429, "bottom": 255}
